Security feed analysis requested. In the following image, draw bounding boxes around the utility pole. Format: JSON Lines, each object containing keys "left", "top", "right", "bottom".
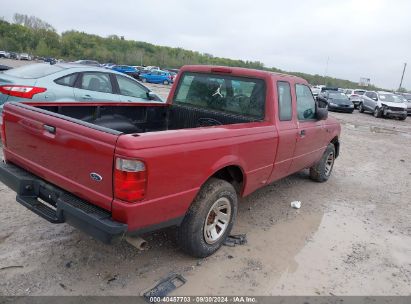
{"left": 398, "top": 63, "right": 407, "bottom": 91}
{"left": 324, "top": 56, "right": 330, "bottom": 84}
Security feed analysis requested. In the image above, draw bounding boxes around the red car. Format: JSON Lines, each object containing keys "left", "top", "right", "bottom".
{"left": 0, "top": 65, "right": 341, "bottom": 257}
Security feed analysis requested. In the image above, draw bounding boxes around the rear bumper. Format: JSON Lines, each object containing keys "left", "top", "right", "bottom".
{"left": 0, "top": 162, "right": 127, "bottom": 243}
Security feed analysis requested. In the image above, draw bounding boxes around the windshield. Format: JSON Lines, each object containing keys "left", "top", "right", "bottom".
{"left": 379, "top": 93, "right": 398, "bottom": 103}
{"left": 393, "top": 95, "right": 407, "bottom": 102}
{"left": 174, "top": 72, "right": 266, "bottom": 119}
{"left": 329, "top": 92, "right": 348, "bottom": 100}
{"left": 4, "top": 63, "right": 65, "bottom": 79}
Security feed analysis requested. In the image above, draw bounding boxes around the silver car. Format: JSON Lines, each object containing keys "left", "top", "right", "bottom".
{"left": 345, "top": 89, "right": 366, "bottom": 108}
{"left": 0, "top": 63, "right": 163, "bottom": 110}
{"left": 359, "top": 91, "right": 407, "bottom": 120}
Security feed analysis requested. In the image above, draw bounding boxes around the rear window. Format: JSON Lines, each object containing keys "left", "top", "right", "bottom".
{"left": 174, "top": 72, "right": 266, "bottom": 119}
{"left": 354, "top": 90, "right": 366, "bottom": 95}
{"left": 4, "top": 63, "right": 65, "bottom": 79}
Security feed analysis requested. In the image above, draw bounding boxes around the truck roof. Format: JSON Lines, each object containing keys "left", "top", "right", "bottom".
{"left": 180, "top": 65, "right": 308, "bottom": 84}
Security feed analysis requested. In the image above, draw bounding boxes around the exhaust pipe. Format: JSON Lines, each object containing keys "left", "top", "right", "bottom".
{"left": 125, "top": 235, "right": 148, "bottom": 250}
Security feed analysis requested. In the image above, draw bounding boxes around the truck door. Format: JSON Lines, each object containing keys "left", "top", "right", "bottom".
{"left": 289, "top": 84, "right": 326, "bottom": 173}
{"left": 269, "top": 81, "right": 298, "bottom": 182}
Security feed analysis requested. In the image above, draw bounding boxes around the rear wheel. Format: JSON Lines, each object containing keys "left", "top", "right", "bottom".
{"left": 142, "top": 78, "right": 147, "bottom": 83}
{"left": 358, "top": 103, "right": 364, "bottom": 113}
{"left": 163, "top": 80, "right": 170, "bottom": 85}
{"left": 310, "top": 144, "right": 335, "bottom": 182}
{"left": 178, "top": 178, "right": 238, "bottom": 258}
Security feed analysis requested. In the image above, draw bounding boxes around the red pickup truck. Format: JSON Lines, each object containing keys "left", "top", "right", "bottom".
{"left": 0, "top": 65, "right": 340, "bottom": 257}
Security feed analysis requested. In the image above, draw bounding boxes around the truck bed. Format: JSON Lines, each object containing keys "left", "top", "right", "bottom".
{"left": 35, "top": 103, "right": 260, "bottom": 134}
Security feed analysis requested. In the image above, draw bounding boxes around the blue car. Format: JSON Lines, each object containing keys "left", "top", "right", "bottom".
{"left": 111, "top": 65, "right": 137, "bottom": 74}
{"left": 140, "top": 70, "right": 173, "bottom": 85}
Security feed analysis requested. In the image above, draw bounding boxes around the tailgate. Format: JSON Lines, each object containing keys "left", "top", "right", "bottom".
{"left": 2, "top": 103, "right": 121, "bottom": 211}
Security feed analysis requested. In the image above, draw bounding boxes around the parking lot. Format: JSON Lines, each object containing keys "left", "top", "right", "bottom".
{"left": 0, "top": 59, "right": 410, "bottom": 296}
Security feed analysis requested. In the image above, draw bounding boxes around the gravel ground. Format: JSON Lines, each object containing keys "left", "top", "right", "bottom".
{"left": 0, "top": 59, "right": 410, "bottom": 296}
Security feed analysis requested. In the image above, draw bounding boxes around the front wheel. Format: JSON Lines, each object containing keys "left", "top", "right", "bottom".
{"left": 310, "top": 143, "right": 336, "bottom": 182}
{"left": 178, "top": 178, "right": 238, "bottom": 258}
{"left": 374, "top": 107, "right": 382, "bottom": 118}
{"left": 358, "top": 103, "right": 364, "bottom": 113}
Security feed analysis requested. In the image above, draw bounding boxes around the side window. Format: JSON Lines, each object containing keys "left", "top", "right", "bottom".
{"left": 55, "top": 73, "right": 77, "bottom": 87}
{"left": 296, "top": 84, "right": 316, "bottom": 120}
{"left": 116, "top": 75, "right": 148, "bottom": 99}
{"left": 365, "top": 92, "right": 373, "bottom": 98}
{"left": 372, "top": 92, "right": 378, "bottom": 99}
{"left": 80, "top": 72, "right": 113, "bottom": 93}
{"left": 277, "top": 81, "right": 292, "bottom": 121}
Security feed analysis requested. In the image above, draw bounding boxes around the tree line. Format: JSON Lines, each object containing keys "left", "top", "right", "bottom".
{"left": 0, "top": 14, "right": 392, "bottom": 91}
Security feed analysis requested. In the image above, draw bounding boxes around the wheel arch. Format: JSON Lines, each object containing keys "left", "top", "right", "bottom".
{"left": 331, "top": 136, "right": 340, "bottom": 158}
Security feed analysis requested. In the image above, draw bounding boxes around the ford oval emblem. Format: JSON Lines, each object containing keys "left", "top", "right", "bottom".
{"left": 90, "top": 173, "right": 103, "bottom": 182}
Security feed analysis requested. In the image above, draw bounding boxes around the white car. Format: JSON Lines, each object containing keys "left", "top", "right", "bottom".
{"left": 359, "top": 91, "right": 407, "bottom": 120}
{"left": 345, "top": 89, "right": 366, "bottom": 108}
{"left": 0, "top": 50, "right": 10, "bottom": 58}
{"left": 18, "top": 53, "right": 32, "bottom": 60}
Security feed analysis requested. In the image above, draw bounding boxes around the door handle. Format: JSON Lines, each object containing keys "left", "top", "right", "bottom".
{"left": 43, "top": 124, "right": 56, "bottom": 134}
{"left": 82, "top": 94, "right": 92, "bottom": 100}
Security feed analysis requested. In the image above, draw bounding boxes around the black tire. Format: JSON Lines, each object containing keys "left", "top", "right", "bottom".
{"left": 374, "top": 107, "right": 382, "bottom": 118}
{"left": 178, "top": 178, "right": 238, "bottom": 258}
{"left": 399, "top": 115, "right": 407, "bottom": 121}
{"left": 163, "top": 80, "right": 170, "bottom": 85}
{"left": 358, "top": 103, "right": 364, "bottom": 113}
{"left": 309, "top": 143, "right": 336, "bottom": 182}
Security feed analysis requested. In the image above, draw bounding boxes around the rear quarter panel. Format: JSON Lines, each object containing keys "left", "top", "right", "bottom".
{"left": 112, "top": 123, "right": 278, "bottom": 231}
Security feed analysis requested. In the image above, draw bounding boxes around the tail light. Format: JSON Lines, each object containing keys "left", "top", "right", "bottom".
{"left": 0, "top": 112, "right": 5, "bottom": 146}
{"left": 114, "top": 158, "right": 146, "bottom": 202}
{"left": 0, "top": 85, "right": 47, "bottom": 99}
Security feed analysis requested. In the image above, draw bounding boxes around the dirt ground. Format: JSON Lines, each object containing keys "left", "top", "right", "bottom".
{"left": 0, "top": 59, "right": 410, "bottom": 296}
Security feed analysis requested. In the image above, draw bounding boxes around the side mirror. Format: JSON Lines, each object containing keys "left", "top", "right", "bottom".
{"left": 316, "top": 107, "right": 328, "bottom": 120}
{"left": 147, "top": 91, "right": 162, "bottom": 102}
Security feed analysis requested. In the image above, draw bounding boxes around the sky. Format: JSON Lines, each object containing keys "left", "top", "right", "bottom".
{"left": 2, "top": 0, "right": 411, "bottom": 89}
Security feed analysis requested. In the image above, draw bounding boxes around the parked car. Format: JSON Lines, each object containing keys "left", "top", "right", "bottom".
{"left": 44, "top": 57, "right": 57, "bottom": 65}
{"left": 317, "top": 91, "right": 354, "bottom": 113}
{"left": 401, "top": 93, "right": 411, "bottom": 101}
{"left": 139, "top": 70, "right": 173, "bottom": 85}
{"left": 18, "top": 53, "right": 31, "bottom": 60}
{"left": 0, "top": 65, "right": 340, "bottom": 258}
{"left": 0, "top": 65, "right": 12, "bottom": 71}
{"left": 0, "top": 63, "right": 163, "bottom": 109}
{"left": 8, "top": 52, "right": 18, "bottom": 60}
{"left": 311, "top": 87, "right": 321, "bottom": 97}
{"left": 345, "top": 89, "right": 366, "bottom": 108}
{"left": 111, "top": 65, "right": 139, "bottom": 78}
{"left": 71, "top": 60, "right": 101, "bottom": 67}
{"left": 0, "top": 50, "right": 9, "bottom": 58}
{"left": 103, "top": 63, "right": 116, "bottom": 69}
{"left": 395, "top": 94, "right": 411, "bottom": 115}
{"left": 359, "top": 91, "right": 407, "bottom": 120}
